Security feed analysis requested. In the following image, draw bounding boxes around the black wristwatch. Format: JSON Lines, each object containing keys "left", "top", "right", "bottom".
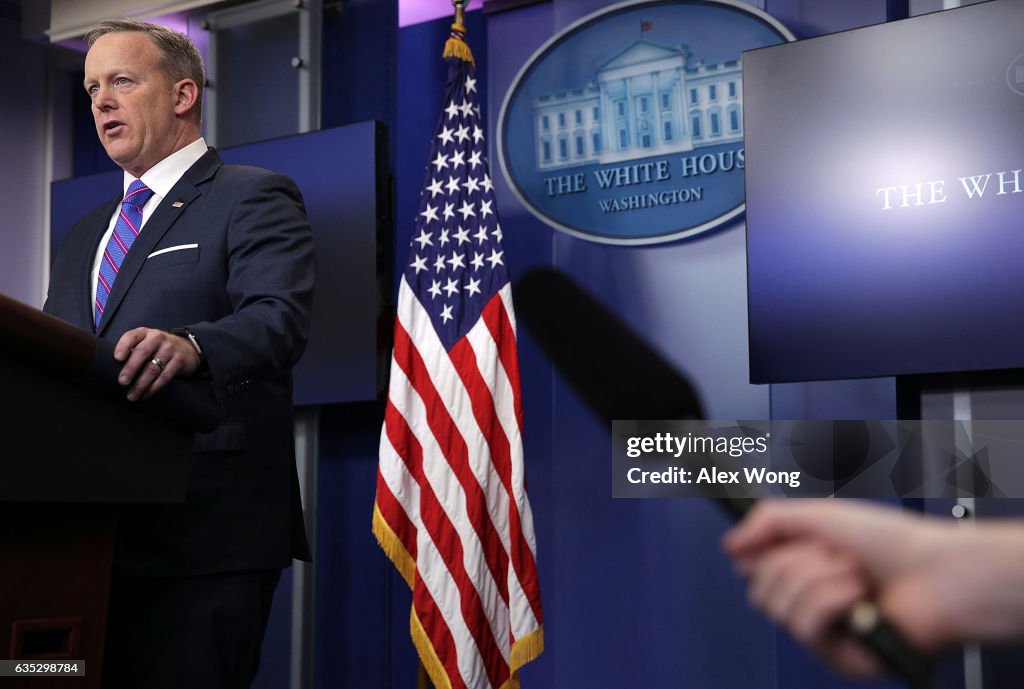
{"left": 170, "top": 327, "right": 208, "bottom": 374}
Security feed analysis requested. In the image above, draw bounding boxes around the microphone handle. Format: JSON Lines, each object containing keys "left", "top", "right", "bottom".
{"left": 847, "top": 602, "right": 945, "bottom": 689}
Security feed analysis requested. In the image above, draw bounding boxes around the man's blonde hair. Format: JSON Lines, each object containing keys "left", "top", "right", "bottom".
{"left": 85, "top": 19, "right": 205, "bottom": 124}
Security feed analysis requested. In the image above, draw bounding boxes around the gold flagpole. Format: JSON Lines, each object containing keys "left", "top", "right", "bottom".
{"left": 416, "top": 662, "right": 432, "bottom": 689}
{"left": 443, "top": 0, "right": 475, "bottom": 65}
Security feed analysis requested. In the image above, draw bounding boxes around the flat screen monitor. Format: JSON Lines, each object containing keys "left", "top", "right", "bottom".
{"left": 744, "top": 0, "right": 1024, "bottom": 384}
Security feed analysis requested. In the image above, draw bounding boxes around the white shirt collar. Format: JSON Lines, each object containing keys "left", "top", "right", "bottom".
{"left": 123, "top": 137, "right": 209, "bottom": 199}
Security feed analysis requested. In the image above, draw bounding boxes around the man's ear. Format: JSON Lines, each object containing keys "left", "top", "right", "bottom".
{"left": 172, "top": 79, "right": 199, "bottom": 118}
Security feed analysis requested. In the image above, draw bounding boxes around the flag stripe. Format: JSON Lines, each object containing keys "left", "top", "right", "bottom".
{"left": 428, "top": 289, "right": 543, "bottom": 641}
{"left": 466, "top": 290, "right": 543, "bottom": 626}
{"left": 450, "top": 331, "right": 513, "bottom": 494}
{"left": 392, "top": 317, "right": 512, "bottom": 607}
{"left": 402, "top": 290, "right": 520, "bottom": 565}
{"left": 448, "top": 340, "right": 541, "bottom": 640}
{"left": 398, "top": 286, "right": 517, "bottom": 569}
{"left": 384, "top": 385, "right": 509, "bottom": 688}
{"left": 374, "top": 468, "right": 418, "bottom": 582}
{"left": 412, "top": 573, "right": 470, "bottom": 689}
{"left": 417, "top": 530, "right": 507, "bottom": 689}
{"left": 378, "top": 355, "right": 424, "bottom": 569}
{"left": 489, "top": 290, "right": 525, "bottom": 429}
{"left": 452, "top": 317, "right": 542, "bottom": 629}
{"left": 397, "top": 284, "right": 546, "bottom": 650}
{"left": 389, "top": 325, "right": 515, "bottom": 662}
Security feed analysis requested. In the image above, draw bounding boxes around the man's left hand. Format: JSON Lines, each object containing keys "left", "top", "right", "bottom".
{"left": 114, "top": 327, "right": 200, "bottom": 401}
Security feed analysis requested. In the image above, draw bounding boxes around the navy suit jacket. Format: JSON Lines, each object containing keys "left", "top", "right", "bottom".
{"left": 44, "top": 148, "right": 315, "bottom": 576}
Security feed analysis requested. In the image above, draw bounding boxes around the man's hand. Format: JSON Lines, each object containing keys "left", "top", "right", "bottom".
{"left": 114, "top": 327, "right": 200, "bottom": 401}
{"left": 723, "top": 499, "right": 1024, "bottom": 676}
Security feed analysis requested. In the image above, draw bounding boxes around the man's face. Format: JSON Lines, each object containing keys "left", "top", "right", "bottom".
{"left": 84, "top": 32, "right": 182, "bottom": 177}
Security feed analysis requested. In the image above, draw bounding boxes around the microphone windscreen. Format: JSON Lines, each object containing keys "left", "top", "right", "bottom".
{"left": 514, "top": 268, "right": 704, "bottom": 422}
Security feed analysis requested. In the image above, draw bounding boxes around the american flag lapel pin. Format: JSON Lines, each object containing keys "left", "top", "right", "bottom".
{"left": 171, "top": 200, "right": 185, "bottom": 208}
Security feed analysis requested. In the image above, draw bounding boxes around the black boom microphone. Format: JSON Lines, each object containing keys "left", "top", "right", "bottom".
{"left": 512, "top": 266, "right": 703, "bottom": 422}
{"left": 512, "top": 267, "right": 942, "bottom": 689}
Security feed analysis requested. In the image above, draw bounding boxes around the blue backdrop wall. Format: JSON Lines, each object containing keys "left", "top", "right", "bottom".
{"left": 312, "top": 2, "right": 911, "bottom": 689}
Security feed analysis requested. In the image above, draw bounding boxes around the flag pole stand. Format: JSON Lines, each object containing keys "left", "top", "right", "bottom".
{"left": 417, "top": 662, "right": 434, "bottom": 689}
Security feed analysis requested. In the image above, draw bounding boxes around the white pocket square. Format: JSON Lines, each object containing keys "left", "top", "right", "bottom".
{"left": 148, "top": 243, "right": 199, "bottom": 259}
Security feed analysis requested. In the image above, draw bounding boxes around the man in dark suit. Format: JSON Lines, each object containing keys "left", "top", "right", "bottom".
{"left": 42, "top": 18, "right": 315, "bottom": 689}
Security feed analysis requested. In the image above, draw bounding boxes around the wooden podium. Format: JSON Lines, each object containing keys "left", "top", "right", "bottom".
{"left": 0, "top": 294, "right": 221, "bottom": 688}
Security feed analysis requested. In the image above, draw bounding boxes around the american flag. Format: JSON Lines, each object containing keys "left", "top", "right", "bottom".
{"left": 373, "top": 56, "right": 544, "bottom": 689}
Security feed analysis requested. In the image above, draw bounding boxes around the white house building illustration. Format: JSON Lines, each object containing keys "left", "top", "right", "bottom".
{"left": 533, "top": 41, "right": 743, "bottom": 170}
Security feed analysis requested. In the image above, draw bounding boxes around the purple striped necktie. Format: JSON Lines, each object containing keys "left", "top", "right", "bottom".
{"left": 95, "top": 180, "right": 155, "bottom": 329}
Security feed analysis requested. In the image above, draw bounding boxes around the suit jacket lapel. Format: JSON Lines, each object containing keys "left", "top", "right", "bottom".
{"left": 96, "top": 149, "right": 223, "bottom": 336}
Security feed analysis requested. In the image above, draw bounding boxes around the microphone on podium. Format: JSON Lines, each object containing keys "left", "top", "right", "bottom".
{"left": 512, "top": 267, "right": 943, "bottom": 689}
